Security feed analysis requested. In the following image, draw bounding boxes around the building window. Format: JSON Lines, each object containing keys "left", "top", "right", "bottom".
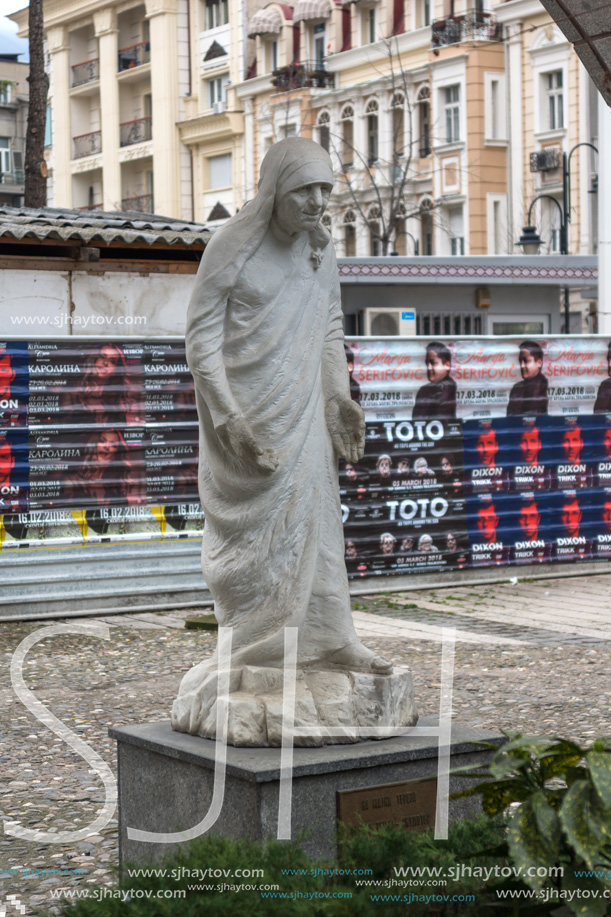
{"left": 340, "top": 6, "right": 351, "bottom": 51}
{"left": 419, "top": 200, "right": 434, "bottom": 255}
{"left": 393, "top": 0, "right": 404, "bottom": 34}
{"left": 484, "top": 73, "right": 506, "bottom": 141}
{"left": 416, "top": 0, "right": 430, "bottom": 28}
{"left": 44, "top": 105, "right": 53, "bottom": 147}
{"left": 313, "top": 23, "right": 326, "bottom": 68}
{"left": 368, "top": 206, "right": 381, "bottom": 255}
{"left": 447, "top": 206, "right": 464, "bottom": 255}
{"left": 487, "top": 193, "right": 507, "bottom": 254}
{"left": 549, "top": 228, "right": 561, "bottom": 252}
{"left": 394, "top": 220, "right": 406, "bottom": 255}
{"left": 344, "top": 210, "right": 357, "bottom": 255}
{"left": 417, "top": 86, "right": 430, "bottom": 157}
{"left": 143, "top": 92, "right": 152, "bottom": 120}
{"left": 365, "top": 99, "right": 378, "bottom": 165}
{"left": 341, "top": 105, "right": 354, "bottom": 169}
{"left": 546, "top": 70, "right": 564, "bottom": 130}
{"left": 0, "top": 138, "right": 10, "bottom": 174}
{"left": 369, "top": 224, "right": 380, "bottom": 255}
{"left": 366, "top": 7, "right": 376, "bottom": 43}
{"left": 392, "top": 93, "right": 405, "bottom": 159}
{"left": 208, "top": 152, "right": 232, "bottom": 188}
{"left": 418, "top": 313, "right": 482, "bottom": 336}
{"left": 269, "top": 40, "right": 278, "bottom": 72}
{"left": 0, "top": 83, "right": 12, "bottom": 104}
{"left": 317, "top": 111, "right": 330, "bottom": 152}
{"left": 206, "top": 0, "right": 228, "bottom": 29}
{"left": 448, "top": 206, "right": 464, "bottom": 254}
{"left": 444, "top": 85, "right": 460, "bottom": 143}
{"left": 208, "top": 76, "right": 228, "bottom": 108}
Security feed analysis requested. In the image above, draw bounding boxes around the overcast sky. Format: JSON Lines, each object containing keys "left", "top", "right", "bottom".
{"left": 0, "top": 0, "right": 29, "bottom": 61}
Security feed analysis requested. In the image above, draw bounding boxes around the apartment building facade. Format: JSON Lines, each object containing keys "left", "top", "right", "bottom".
{"left": 13, "top": 0, "right": 191, "bottom": 217}
{"left": 237, "top": 0, "right": 598, "bottom": 266}
{"left": 0, "top": 54, "right": 28, "bottom": 207}
{"left": 12, "top": 0, "right": 598, "bottom": 270}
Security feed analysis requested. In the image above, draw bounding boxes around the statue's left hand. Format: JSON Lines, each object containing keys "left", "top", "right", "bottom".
{"left": 325, "top": 397, "right": 365, "bottom": 463}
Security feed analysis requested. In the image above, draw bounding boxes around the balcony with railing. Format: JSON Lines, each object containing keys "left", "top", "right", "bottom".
{"left": 122, "top": 193, "right": 154, "bottom": 212}
{"left": 73, "top": 130, "right": 102, "bottom": 159}
{"left": 271, "top": 60, "right": 334, "bottom": 92}
{"left": 71, "top": 58, "right": 100, "bottom": 88}
{"left": 431, "top": 9, "right": 501, "bottom": 48}
{"left": 118, "top": 41, "right": 151, "bottom": 72}
{"left": 120, "top": 116, "right": 152, "bottom": 147}
{"left": 0, "top": 170, "right": 25, "bottom": 186}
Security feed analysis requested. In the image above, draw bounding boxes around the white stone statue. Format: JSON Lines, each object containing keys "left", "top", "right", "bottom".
{"left": 171, "top": 138, "right": 417, "bottom": 746}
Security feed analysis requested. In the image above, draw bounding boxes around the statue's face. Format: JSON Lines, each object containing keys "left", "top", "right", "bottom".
{"left": 274, "top": 181, "right": 332, "bottom": 235}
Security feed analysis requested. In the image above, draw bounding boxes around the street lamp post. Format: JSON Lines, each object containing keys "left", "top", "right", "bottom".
{"left": 390, "top": 229, "right": 420, "bottom": 256}
{"left": 516, "top": 142, "right": 598, "bottom": 333}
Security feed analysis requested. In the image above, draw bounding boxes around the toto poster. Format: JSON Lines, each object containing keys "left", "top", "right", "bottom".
{"left": 2, "top": 336, "right": 611, "bottom": 580}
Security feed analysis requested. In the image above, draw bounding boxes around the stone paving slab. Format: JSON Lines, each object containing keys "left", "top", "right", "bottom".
{"left": 0, "top": 575, "right": 610, "bottom": 914}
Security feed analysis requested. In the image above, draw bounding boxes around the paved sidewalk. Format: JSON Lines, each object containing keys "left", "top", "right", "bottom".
{"left": 1, "top": 572, "right": 610, "bottom": 914}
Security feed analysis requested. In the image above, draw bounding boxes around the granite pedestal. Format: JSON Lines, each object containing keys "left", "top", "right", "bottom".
{"left": 110, "top": 718, "right": 505, "bottom": 866}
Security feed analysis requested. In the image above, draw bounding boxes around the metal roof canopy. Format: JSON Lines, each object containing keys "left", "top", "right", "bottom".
{"left": 539, "top": 0, "right": 611, "bottom": 107}
{"left": 337, "top": 255, "right": 598, "bottom": 287}
{"left": 0, "top": 206, "right": 211, "bottom": 248}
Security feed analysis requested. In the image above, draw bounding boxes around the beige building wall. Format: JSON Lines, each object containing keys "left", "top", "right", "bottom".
{"left": 464, "top": 44, "right": 507, "bottom": 256}
{"left": 13, "top": 0, "right": 196, "bottom": 220}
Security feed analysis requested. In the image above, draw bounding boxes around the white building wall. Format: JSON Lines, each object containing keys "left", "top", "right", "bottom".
{"left": 0, "top": 270, "right": 196, "bottom": 337}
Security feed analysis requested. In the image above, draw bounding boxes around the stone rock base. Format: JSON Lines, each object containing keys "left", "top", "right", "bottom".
{"left": 171, "top": 665, "right": 418, "bottom": 747}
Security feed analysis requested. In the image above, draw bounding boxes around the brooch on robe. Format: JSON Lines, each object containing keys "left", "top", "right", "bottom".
{"left": 310, "top": 249, "right": 324, "bottom": 270}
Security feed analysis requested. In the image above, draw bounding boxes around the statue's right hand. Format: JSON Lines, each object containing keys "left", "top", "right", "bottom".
{"left": 215, "top": 415, "right": 279, "bottom": 473}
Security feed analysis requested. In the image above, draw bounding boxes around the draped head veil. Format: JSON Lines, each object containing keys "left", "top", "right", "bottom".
{"left": 187, "top": 138, "right": 335, "bottom": 343}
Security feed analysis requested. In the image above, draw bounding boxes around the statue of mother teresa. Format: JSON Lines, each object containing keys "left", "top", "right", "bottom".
{"left": 172, "top": 138, "right": 416, "bottom": 746}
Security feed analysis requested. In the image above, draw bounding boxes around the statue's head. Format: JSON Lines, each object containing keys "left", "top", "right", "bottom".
{"left": 260, "top": 138, "right": 334, "bottom": 237}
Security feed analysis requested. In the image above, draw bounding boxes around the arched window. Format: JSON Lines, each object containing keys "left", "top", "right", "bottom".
{"left": 368, "top": 204, "right": 381, "bottom": 256}
{"left": 365, "top": 99, "right": 378, "bottom": 166}
{"left": 317, "top": 110, "right": 330, "bottom": 152}
{"left": 391, "top": 92, "right": 405, "bottom": 160}
{"left": 343, "top": 208, "right": 356, "bottom": 256}
{"left": 417, "top": 85, "right": 430, "bottom": 158}
{"left": 340, "top": 105, "right": 354, "bottom": 169}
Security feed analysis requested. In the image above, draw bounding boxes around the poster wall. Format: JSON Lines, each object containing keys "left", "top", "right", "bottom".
{"left": 342, "top": 335, "right": 611, "bottom": 577}
{"left": 0, "top": 340, "right": 201, "bottom": 550}
{"left": 2, "top": 335, "right": 611, "bottom": 581}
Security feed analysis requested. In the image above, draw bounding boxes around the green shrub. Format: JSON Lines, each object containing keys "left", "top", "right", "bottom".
{"left": 44, "top": 816, "right": 505, "bottom": 917}
{"left": 453, "top": 734, "right": 611, "bottom": 916}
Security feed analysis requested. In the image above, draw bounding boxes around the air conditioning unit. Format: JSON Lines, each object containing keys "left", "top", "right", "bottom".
{"left": 212, "top": 101, "right": 226, "bottom": 115}
{"left": 359, "top": 307, "right": 417, "bottom": 337}
{"left": 529, "top": 148, "right": 560, "bottom": 173}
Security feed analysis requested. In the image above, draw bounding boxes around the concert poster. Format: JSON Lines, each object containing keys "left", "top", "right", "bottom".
{"left": 26, "top": 340, "right": 144, "bottom": 428}
{"left": 0, "top": 340, "right": 28, "bottom": 428}
{"left": 141, "top": 342, "right": 197, "bottom": 425}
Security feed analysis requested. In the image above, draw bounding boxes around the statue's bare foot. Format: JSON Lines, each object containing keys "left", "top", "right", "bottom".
{"left": 323, "top": 643, "right": 393, "bottom": 675}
